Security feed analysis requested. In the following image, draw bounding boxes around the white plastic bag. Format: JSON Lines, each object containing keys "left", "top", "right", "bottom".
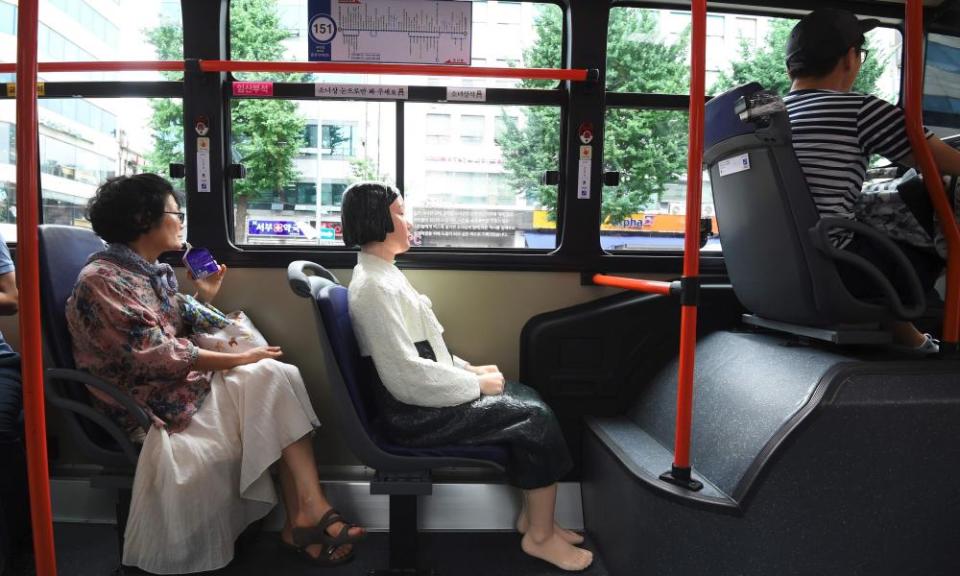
{"left": 192, "top": 311, "right": 268, "bottom": 353}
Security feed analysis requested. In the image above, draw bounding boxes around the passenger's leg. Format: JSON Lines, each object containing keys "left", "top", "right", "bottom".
{"left": 278, "top": 436, "right": 363, "bottom": 560}
{"left": 515, "top": 491, "right": 584, "bottom": 544}
{"left": 520, "top": 484, "right": 592, "bottom": 571}
{"left": 0, "top": 364, "right": 27, "bottom": 567}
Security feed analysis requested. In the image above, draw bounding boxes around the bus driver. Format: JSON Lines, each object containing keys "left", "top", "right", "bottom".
{"left": 783, "top": 8, "right": 960, "bottom": 353}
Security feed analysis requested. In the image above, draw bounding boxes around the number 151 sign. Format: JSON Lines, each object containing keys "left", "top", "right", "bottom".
{"left": 308, "top": 0, "right": 336, "bottom": 61}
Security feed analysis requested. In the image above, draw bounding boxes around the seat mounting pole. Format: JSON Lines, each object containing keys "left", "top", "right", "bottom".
{"left": 903, "top": 0, "right": 960, "bottom": 350}
{"left": 659, "top": 0, "right": 707, "bottom": 493}
{"left": 15, "top": 0, "right": 58, "bottom": 573}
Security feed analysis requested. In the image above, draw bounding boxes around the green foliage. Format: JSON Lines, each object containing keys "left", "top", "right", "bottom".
{"left": 713, "top": 19, "right": 886, "bottom": 97}
{"left": 350, "top": 157, "right": 390, "bottom": 183}
{"left": 145, "top": 0, "right": 306, "bottom": 205}
{"left": 498, "top": 8, "right": 691, "bottom": 223}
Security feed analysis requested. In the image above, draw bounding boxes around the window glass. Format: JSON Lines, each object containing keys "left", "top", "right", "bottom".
{"left": 923, "top": 33, "right": 960, "bottom": 130}
{"left": 460, "top": 114, "right": 485, "bottom": 145}
{"left": 605, "top": 8, "right": 904, "bottom": 253}
{"left": 426, "top": 114, "right": 452, "bottom": 144}
{"left": 0, "top": 97, "right": 183, "bottom": 235}
{"left": 230, "top": 0, "right": 561, "bottom": 88}
{"left": 31, "top": 1, "right": 183, "bottom": 81}
{"left": 599, "top": 108, "right": 718, "bottom": 252}
{"left": 405, "top": 103, "right": 559, "bottom": 249}
{"left": 322, "top": 123, "right": 357, "bottom": 158}
{"left": 231, "top": 100, "right": 396, "bottom": 246}
{"left": 607, "top": 8, "right": 903, "bottom": 100}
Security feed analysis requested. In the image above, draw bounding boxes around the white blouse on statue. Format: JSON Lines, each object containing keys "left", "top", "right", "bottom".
{"left": 348, "top": 251, "right": 481, "bottom": 407}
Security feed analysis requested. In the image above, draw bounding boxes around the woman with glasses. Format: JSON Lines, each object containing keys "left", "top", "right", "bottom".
{"left": 65, "top": 174, "right": 365, "bottom": 574}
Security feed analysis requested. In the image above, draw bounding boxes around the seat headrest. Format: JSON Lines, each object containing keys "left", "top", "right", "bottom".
{"left": 705, "top": 82, "right": 764, "bottom": 151}
{"left": 38, "top": 225, "right": 105, "bottom": 369}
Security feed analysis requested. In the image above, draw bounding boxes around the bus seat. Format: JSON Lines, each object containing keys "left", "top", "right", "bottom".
{"left": 287, "top": 260, "right": 507, "bottom": 573}
{"left": 703, "top": 82, "right": 925, "bottom": 344}
{"left": 38, "top": 224, "right": 150, "bottom": 563}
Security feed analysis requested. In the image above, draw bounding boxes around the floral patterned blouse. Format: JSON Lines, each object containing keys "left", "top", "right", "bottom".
{"left": 66, "top": 258, "right": 208, "bottom": 434}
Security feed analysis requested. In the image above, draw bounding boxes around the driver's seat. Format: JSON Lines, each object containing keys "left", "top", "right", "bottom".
{"left": 704, "top": 83, "right": 925, "bottom": 344}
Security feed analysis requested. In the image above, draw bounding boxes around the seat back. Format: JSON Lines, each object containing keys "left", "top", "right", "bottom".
{"left": 38, "top": 225, "right": 104, "bottom": 370}
{"left": 37, "top": 225, "right": 134, "bottom": 466}
{"left": 704, "top": 83, "right": 905, "bottom": 326}
{"left": 317, "top": 284, "right": 377, "bottom": 434}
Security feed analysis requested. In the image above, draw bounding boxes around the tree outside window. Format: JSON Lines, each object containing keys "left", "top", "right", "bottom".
{"left": 321, "top": 123, "right": 355, "bottom": 157}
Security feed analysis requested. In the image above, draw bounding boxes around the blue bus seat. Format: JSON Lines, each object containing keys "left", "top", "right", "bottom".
{"left": 287, "top": 260, "right": 507, "bottom": 573}
{"left": 704, "top": 83, "right": 925, "bottom": 343}
{"left": 37, "top": 224, "right": 152, "bottom": 566}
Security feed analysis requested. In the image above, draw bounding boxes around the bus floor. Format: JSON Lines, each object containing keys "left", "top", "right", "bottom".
{"left": 6, "top": 523, "right": 610, "bottom": 576}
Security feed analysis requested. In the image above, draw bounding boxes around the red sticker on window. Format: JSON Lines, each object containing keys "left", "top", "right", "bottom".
{"left": 232, "top": 82, "right": 274, "bottom": 97}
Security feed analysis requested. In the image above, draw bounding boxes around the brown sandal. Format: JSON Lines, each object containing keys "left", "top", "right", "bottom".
{"left": 283, "top": 509, "right": 366, "bottom": 566}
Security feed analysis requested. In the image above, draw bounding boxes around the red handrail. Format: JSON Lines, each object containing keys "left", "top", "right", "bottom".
{"left": 672, "top": 0, "right": 706, "bottom": 481}
{"left": 0, "top": 60, "right": 183, "bottom": 73}
{"left": 592, "top": 274, "right": 673, "bottom": 295}
{"left": 0, "top": 60, "right": 592, "bottom": 81}
{"left": 903, "top": 0, "right": 960, "bottom": 345}
{"left": 201, "top": 60, "right": 591, "bottom": 80}
{"left": 588, "top": 0, "right": 706, "bottom": 490}
{"left": 15, "top": 1, "right": 57, "bottom": 575}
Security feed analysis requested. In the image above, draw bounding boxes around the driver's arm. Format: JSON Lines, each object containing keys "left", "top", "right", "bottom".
{"left": 898, "top": 136, "right": 960, "bottom": 176}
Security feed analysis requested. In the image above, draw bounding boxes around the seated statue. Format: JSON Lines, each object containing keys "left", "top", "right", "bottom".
{"left": 342, "top": 182, "right": 593, "bottom": 572}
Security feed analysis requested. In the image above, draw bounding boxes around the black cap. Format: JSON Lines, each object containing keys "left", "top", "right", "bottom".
{"left": 785, "top": 9, "right": 880, "bottom": 71}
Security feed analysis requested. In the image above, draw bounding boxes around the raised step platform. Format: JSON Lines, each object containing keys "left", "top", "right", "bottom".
{"left": 583, "top": 331, "right": 960, "bottom": 576}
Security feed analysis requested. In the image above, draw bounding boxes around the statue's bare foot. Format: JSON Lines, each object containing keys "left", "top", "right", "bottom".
{"left": 516, "top": 512, "right": 585, "bottom": 545}
{"left": 521, "top": 532, "right": 593, "bottom": 572}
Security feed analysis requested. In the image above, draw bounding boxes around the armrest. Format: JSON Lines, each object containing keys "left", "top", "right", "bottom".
{"left": 44, "top": 368, "right": 146, "bottom": 466}
{"left": 287, "top": 260, "right": 339, "bottom": 299}
{"left": 808, "top": 217, "right": 925, "bottom": 319}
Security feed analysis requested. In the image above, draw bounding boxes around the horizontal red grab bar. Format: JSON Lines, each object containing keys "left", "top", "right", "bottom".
{"left": 0, "top": 61, "right": 184, "bottom": 73}
{"left": 0, "top": 60, "right": 591, "bottom": 81}
{"left": 592, "top": 273, "right": 674, "bottom": 295}
{"left": 201, "top": 60, "right": 591, "bottom": 80}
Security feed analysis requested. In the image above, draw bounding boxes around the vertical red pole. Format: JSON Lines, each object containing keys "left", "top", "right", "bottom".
{"left": 903, "top": 0, "right": 960, "bottom": 347}
{"left": 660, "top": 0, "right": 706, "bottom": 491}
{"left": 15, "top": 0, "right": 58, "bottom": 574}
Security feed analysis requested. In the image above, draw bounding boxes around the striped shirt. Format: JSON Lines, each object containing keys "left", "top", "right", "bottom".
{"left": 783, "top": 89, "right": 926, "bottom": 247}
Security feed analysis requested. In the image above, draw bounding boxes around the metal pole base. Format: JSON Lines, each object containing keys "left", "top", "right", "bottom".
{"left": 659, "top": 465, "right": 704, "bottom": 491}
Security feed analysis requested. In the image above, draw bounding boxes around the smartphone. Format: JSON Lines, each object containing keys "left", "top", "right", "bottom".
{"left": 182, "top": 246, "right": 220, "bottom": 280}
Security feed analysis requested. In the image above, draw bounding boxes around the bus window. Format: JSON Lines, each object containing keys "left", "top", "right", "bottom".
{"left": 0, "top": 1, "right": 184, "bottom": 236}
{"left": 405, "top": 103, "right": 558, "bottom": 249}
{"left": 35, "top": 97, "right": 184, "bottom": 228}
{"left": 36, "top": 0, "right": 183, "bottom": 81}
{"left": 230, "top": 100, "right": 396, "bottom": 246}
{"left": 924, "top": 33, "right": 960, "bottom": 131}
{"left": 228, "top": 0, "right": 562, "bottom": 249}
{"left": 231, "top": 0, "right": 560, "bottom": 89}
{"left": 603, "top": 7, "right": 904, "bottom": 253}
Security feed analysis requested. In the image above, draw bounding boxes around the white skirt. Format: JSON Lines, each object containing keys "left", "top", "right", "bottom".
{"left": 121, "top": 359, "right": 321, "bottom": 574}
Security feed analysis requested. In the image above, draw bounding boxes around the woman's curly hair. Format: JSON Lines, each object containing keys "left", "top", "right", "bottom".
{"left": 87, "top": 174, "right": 182, "bottom": 244}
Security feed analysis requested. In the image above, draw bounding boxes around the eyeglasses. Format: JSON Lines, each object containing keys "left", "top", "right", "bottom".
{"left": 858, "top": 48, "right": 870, "bottom": 63}
{"left": 165, "top": 211, "right": 185, "bottom": 224}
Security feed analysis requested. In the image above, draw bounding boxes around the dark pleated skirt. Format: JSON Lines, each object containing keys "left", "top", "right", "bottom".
{"left": 363, "top": 343, "right": 572, "bottom": 490}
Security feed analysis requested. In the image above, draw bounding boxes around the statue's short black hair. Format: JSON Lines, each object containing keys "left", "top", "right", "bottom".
{"left": 87, "top": 173, "right": 182, "bottom": 244}
{"left": 340, "top": 182, "right": 400, "bottom": 247}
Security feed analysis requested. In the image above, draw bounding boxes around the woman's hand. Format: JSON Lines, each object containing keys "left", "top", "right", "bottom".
{"left": 478, "top": 372, "right": 505, "bottom": 396}
{"left": 241, "top": 346, "right": 283, "bottom": 365}
{"left": 195, "top": 345, "right": 282, "bottom": 371}
{"left": 149, "top": 412, "right": 166, "bottom": 429}
{"left": 467, "top": 364, "right": 500, "bottom": 375}
{"left": 190, "top": 264, "right": 227, "bottom": 304}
